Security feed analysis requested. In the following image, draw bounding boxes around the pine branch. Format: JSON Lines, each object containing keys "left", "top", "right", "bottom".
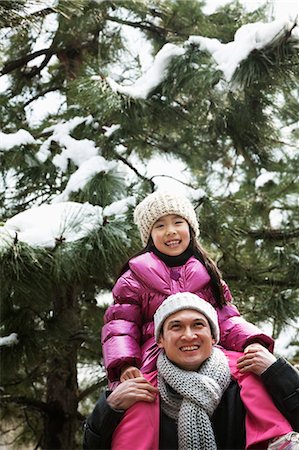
{"left": 0, "top": 395, "right": 51, "bottom": 414}
{"left": 0, "top": 5, "right": 55, "bottom": 28}
{"left": 104, "top": 14, "right": 186, "bottom": 39}
{"left": 23, "top": 86, "right": 62, "bottom": 108}
{"left": 2, "top": 365, "right": 45, "bottom": 388}
{"left": 247, "top": 228, "right": 299, "bottom": 240}
{"left": 1, "top": 40, "right": 96, "bottom": 77}
{"left": 1, "top": 48, "right": 53, "bottom": 76}
{"left": 225, "top": 273, "right": 298, "bottom": 288}
{"left": 111, "top": 148, "right": 155, "bottom": 191}
{"left": 77, "top": 377, "right": 107, "bottom": 402}
{"left": 26, "top": 50, "right": 55, "bottom": 78}
{"left": 151, "top": 174, "right": 198, "bottom": 190}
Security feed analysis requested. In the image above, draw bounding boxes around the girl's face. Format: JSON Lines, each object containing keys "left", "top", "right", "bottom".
{"left": 151, "top": 214, "right": 190, "bottom": 256}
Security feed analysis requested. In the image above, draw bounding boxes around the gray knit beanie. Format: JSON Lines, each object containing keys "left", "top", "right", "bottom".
{"left": 133, "top": 191, "right": 199, "bottom": 245}
{"left": 154, "top": 292, "right": 220, "bottom": 343}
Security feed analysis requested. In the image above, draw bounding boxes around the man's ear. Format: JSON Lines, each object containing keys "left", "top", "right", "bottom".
{"left": 211, "top": 338, "right": 216, "bottom": 345}
{"left": 157, "top": 336, "right": 164, "bottom": 349}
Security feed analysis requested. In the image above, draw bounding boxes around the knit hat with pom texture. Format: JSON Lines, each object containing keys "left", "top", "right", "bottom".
{"left": 134, "top": 191, "right": 199, "bottom": 245}
{"left": 154, "top": 292, "right": 220, "bottom": 344}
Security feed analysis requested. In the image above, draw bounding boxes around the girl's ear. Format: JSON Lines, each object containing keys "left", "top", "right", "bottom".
{"left": 212, "top": 338, "right": 216, "bottom": 345}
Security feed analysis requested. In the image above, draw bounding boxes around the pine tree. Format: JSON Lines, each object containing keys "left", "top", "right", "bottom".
{"left": 0, "top": 1, "right": 298, "bottom": 448}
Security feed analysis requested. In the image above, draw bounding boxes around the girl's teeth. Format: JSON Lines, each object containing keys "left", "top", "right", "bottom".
{"left": 166, "top": 240, "right": 179, "bottom": 246}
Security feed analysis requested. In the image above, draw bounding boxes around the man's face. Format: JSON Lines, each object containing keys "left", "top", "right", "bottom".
{"left": 158, "top": 309, "right": 215, "bottom": 371}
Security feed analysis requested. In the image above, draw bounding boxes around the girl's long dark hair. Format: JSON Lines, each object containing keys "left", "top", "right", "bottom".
{"left": 188, "top": 229, "right": 226, "bottom": 308}
{"left": 116, "top": 228, "right": 226, "bottom": 308}
{"left": 117, "top": 239, "right": 154, "bottom": 277}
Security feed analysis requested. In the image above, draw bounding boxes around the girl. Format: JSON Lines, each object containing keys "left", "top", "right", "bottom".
{"left": 101, "top": 190, "right": 296, "bottom": 449}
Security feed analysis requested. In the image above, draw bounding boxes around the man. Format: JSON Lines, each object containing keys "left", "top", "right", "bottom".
{"left": 83, "top": 293, "right": 299, "bottom": 449}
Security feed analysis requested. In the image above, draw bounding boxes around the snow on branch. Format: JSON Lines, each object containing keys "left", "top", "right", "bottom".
{"left": 1, "top": 202, "right": 104, "bottom": 249}
{"left": 0, "top": 196, "right": 137, "bottom": 250}
{"left": 187, "top": 19, "right": 297, "bottom": 82}
{"left": 105, "top": 43, "right": 185, "bottom": 99}
{"left": 0, "top": 129, "right": 36, "bottom": 151}
{"left": 100, "top": 19, "right": 298, "bottom": 98}
{"left": 0, "top": 333, "right": 19, "bottom": 347}
{"left": 36, "top": 116, "right": 94, "bottom": 165}
{"left": 103, "top": 196, "right": 136, "bottom": 217}
{"left": 52, "top": 156, "right": 117, "bottom": 203}
{"left": 34, "top": 116, "right": 122, "bottom": 202}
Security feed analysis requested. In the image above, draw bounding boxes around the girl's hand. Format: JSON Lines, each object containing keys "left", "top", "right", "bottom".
{"left": 108, "top": 377, "right": 158, "bottom": 410}
{"left": 120, "top": 365, "right": 142, "bottom": 382}
{"left": 237, "top": 343, "right": 277, "bottom": 375}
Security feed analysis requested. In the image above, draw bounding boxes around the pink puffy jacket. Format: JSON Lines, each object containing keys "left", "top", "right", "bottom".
{"left": 101, "top": 252, "right": 274, "bottom": 382}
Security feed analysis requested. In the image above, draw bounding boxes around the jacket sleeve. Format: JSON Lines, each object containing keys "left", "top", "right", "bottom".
{"left": 83, "top": 391, "right": 124, "bottom": 449}
{"left": 101, "top": 271, "right": 143, "bottom": 382}
{"left": 261, "top": 358, "right": 299, "bottom": 431}
{"left": 217, "top": 281, "right": 274, "bottom": 352}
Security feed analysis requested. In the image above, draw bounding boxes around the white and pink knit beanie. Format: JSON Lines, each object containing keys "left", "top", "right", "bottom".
{"left": 133, "top": 191, "right": 200, "bottom": 245}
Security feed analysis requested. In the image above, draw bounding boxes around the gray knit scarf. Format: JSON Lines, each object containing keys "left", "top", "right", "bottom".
{"left": 157, "top": 348, "right": 231, "bottom": 450}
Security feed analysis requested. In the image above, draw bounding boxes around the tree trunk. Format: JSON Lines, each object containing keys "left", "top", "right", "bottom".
{"left": 43, "top": 286, "right": 80, "bottom": 449}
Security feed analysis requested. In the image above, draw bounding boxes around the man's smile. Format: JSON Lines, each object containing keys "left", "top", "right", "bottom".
{"left": 180, "top": 345, "right": 200, "bottom": 352}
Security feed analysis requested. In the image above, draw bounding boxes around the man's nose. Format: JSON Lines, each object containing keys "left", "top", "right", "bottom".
{"left": 182, "top": 327, "right": 196, "bottom": 339}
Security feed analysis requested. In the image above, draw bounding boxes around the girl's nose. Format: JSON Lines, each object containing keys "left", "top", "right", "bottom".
{"left": 166, "top": 225, "right": 176, "bottom": 235}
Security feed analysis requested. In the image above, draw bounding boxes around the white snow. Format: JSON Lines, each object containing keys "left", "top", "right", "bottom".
{"left": 103, "top": 124, "right": 121, "bottom": 137}
{"left": 95, "top": 290, "right": 113, "bottom": 307}
{"left": 103, "top": 19, "right": 298, "bottom": 98}
{"left": 103, "top": 196, "right": 136, "bottom": 217}
{"left": 1, "top": 202, "right": 104, "bottom": 249}
{"left": 262, "top": 319, "right": 299, "bottom": 359}
{"left": 269, "top": 208, "right": 289, "bottom": 229}
{"left": 0, "top": 195, "right": 139, "bottom": 250}
{"left": 52, "top": 156, "right": 117, "bottom": 203}
{"left": 36, "top": 116, "right": 94, "bottom": 166}
{"left": 0, "top": 333, "right": 19, "bottom": 347}
{"left": 0, "top": 129, "right": 36, "bottom": 151}
{"left": 25, "top": 90, "right": 66, "bottom": 127}
{"left": 188, "top": 20, "right": 297, "bottom": 81}
{"left": 34, "top": 116, "right": 122, "bottom": 202}
{"left": 106, "top": 43, "right": 185, "bottom": 99}
{"left": 255, "top": 169, "right": 279, "bottom": 188}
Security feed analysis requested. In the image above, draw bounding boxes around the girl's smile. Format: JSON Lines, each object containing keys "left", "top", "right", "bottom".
{"left": 151, "top": 214, "right": 190, "bottom": 256}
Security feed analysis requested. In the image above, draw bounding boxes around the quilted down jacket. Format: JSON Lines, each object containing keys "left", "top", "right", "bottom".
{"left": 101, "top": 252, "right": 274, "bottom": 382}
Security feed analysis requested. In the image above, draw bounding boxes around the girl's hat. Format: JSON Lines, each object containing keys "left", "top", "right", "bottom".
{"left": 154, "top": 292, "right": 220, "bottom": 343}
{"left": 133, "top": 190, "right": 199, "bottom": 245}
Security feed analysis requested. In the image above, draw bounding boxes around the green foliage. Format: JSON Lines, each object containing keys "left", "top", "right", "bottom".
{"left": 0, "top": 0, "right": 298, "bottom": 447}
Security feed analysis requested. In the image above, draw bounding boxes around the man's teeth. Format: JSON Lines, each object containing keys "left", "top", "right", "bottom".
{"left": 180, "top": 346, "right": 199, "bottom": 352}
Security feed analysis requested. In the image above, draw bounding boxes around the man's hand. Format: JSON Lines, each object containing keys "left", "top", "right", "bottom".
{"left": 237, "top": 343, "right": 277, "bottom": 376}
{"left": 107, "top": 377, "right": 158, "bottom": 411}
{"left": 120, "top": 365, "right": 142, "bottom": 382}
